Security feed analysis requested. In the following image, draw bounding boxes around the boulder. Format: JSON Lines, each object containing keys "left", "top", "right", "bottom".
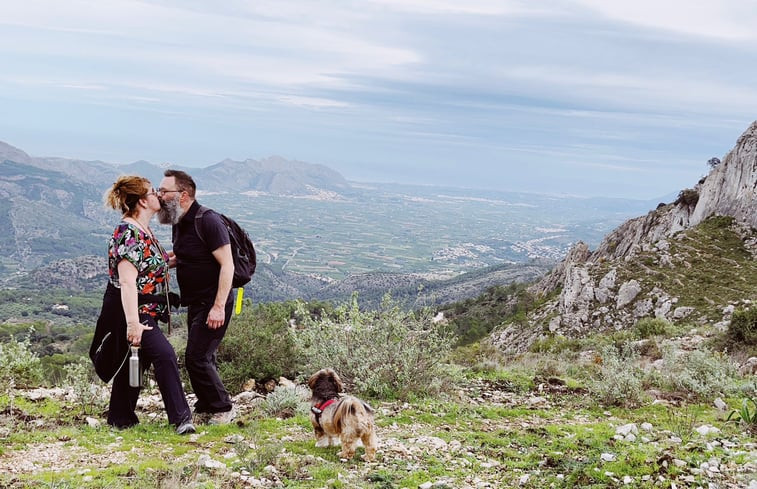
{"left": 616, "top": 280, "right": 642, "bottom": 309}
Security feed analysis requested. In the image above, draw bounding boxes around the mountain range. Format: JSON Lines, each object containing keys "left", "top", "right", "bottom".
{"left": 0, "top": 138, "right": 703, "bottom": 314}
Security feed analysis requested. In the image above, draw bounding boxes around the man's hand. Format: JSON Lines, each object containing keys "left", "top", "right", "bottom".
{"left": 206, "top": 303, "right": 225, "bottom": 329}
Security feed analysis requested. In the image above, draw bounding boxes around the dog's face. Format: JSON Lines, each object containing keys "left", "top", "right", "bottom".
{"left": 308, "top": 368, "right": 344, "bottom": 400}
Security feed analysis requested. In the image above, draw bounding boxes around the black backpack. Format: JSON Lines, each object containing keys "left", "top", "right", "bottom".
{"left": 195, "top": 206, "right": 256, "bottom": 287}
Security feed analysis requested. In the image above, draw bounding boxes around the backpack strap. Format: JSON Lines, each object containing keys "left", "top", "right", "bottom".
{"left": 194, "top": 205, "right": 210, "bottom": 249}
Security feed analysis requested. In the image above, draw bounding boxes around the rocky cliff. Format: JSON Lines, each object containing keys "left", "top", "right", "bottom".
{"left": 491, "top": 121, "right": 757, "bottom": 354}
{"left": 690, "top": 121, "right": 757, "bottom": 228}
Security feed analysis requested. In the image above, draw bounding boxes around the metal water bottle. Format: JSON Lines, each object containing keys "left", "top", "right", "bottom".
{"left": 128, "top": 346, "right": 141, "bottom": 388}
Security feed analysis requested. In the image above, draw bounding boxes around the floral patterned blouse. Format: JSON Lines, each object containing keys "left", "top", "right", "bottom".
{"left": 108, "top": 221, "right": 170, "bottom": 319}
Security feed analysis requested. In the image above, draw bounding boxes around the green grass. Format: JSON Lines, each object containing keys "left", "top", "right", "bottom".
{"left": 1, "top": 380, "right": 755, "bottom": 489}
{"left": 615, "top": 216, "right": 757, "bottom": 322}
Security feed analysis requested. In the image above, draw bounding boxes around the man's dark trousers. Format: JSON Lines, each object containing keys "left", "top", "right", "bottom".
{"left": 185, "top": 294, "right": 234, "bottom": 414}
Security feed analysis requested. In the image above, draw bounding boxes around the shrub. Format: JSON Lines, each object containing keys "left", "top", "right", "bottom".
{"left": 637, "top": 338, "right": 662, "bottom": 359}
{"left": 234, "top": 421, "right": 284, "bottom": 472}
{"left": 589, "top": 344, "right": 646, "bottom": 407}
{"left": 41, "top": 353, "right": 87, "bottom": 386}
{"left": 0, "top": 328, "right": 44, "bottom": 389}
{"left": 261, "top": 385, "right": 310, "bottom": 418}
{"left": 675, "top": 188, "right": 699, "bottom": 207}
{"left": 65, "top": 359, "right": 107, "bottom": 415}
{"left": 635, "top": 318, "right": 672, "bottom": 338}
{"left": 728, "top": 307, "right": 757, "bottom": 345}
{"left": 293, "top": 294, "right": 456, "bottom": 399}
{"left": 450, "top": 341, "right": 505, "bottom": 369}
{"left": 217, "top": 301, "right": 299, "bottom": 394}
{"left": 529, "top": 334, "right": 583, "bottom": 354}
{"left": 657, "top": 346, "right": 738, "bottom": 399}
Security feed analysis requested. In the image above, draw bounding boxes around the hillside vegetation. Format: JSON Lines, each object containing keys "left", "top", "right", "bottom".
{"left": 1, "top": 220, "right": 755, "bottom": 487}
{"left": 0, "top": 291, "right": 755, "bottom": 488}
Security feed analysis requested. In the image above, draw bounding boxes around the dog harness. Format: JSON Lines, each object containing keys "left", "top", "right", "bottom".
{"left": 311, "top": 398, "right": 338, "bottom": 428}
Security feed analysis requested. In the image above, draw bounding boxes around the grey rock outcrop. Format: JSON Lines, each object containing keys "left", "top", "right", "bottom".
{"left": 616, "top": 280, "right": 642, "bottom": 309}
{"left": 491, "top": 121, "right": 757, "bottom": 354}
{"left": 690, "top": 121, "right": 757, "bottom": 228}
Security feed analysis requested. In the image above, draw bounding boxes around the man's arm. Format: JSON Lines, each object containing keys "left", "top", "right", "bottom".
{"left": 206, "top": 243, "right": 234, "bottom": 329}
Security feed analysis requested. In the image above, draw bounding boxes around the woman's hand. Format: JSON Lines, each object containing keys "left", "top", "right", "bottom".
{"left": 127, "top": 320, "right": 153, "bottom": 346}
{"left": 118, "top": 259, "right": 154, "bottom": 345}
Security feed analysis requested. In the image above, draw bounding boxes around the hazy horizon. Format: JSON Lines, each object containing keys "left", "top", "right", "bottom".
{"left": 2, "top": 1, "right": 756, "bottom": 200}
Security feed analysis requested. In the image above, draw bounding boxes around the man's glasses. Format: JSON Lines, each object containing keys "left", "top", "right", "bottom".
{"left": 156, "top": 188, "right": 182, "bottom": 196}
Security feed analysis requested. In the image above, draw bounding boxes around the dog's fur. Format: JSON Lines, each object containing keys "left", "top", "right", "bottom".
{"left": 307, "top": 368, "right": 377, "bottom": 461}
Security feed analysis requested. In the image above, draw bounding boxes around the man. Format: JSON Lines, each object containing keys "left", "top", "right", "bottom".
{"left": 157, "top": 169, "right": 236, "bottom": 424}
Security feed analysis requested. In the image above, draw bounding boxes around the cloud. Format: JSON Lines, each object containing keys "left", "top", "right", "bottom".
{"left": 572, "top": 0, "right": 757, "bottom": 41}
{"left": 276, "top": 95, "right": 350, "bottom": 109}
{"left": 498, "top": 64, "right": 757, "bottom": 115}
{"left": 1, "top": 0, "right": 756, "bottom": 199}
{"left": 365, "top": 0, "right": 529, "bottom": 16}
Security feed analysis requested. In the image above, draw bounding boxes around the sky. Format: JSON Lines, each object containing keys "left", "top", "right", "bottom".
{"left": 1, "top": 1, "right": 756, "bottom": 200}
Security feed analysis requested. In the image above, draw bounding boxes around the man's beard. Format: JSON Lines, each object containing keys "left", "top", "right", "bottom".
{"left": 157, "top": 197, "right": 183, "bottom": 225}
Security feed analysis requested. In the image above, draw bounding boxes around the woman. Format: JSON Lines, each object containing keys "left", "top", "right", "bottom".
{"left": 99, "top": 175, "right": 194, "bottom": 434}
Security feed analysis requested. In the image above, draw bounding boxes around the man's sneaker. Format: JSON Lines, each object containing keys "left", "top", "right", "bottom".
{"left": 176, "top": 420, "right": 196, "bottom": 435}
{"left": 208, "top": 408, "right": 236, "bottom": 425}
{"left": 193, "top": 412, "right": 212, "bottom": 425}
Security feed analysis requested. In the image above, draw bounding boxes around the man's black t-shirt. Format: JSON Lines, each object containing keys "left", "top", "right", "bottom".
{"left": 173, "top": 200, "right": 231, "bottom": 305}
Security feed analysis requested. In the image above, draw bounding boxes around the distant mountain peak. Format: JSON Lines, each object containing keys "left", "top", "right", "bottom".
{"left": 195, "top": 156, "right": 349, "bottom": 195}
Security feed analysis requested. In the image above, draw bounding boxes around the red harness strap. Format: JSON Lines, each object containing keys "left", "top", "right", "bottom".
{"left": 314, "top": 399, "right": 336, "bottom": 411}
{"left": 311, "top": 398, "right": 338, "bottom": 428}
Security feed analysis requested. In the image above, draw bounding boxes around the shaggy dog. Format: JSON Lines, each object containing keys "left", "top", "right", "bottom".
{"left": 307, "top": 368, "right": 378, "bottom": 461}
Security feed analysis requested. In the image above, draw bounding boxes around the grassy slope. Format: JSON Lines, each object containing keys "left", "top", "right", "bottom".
{"left": 611, "top": 216, "right": 756, "bottom": 323}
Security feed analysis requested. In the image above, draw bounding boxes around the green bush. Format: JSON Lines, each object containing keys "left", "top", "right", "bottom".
{"left": 41, "top": 353, "right": 88, "bottom": 385}
{"left": 589, "top": 344, "right": 646, "bottom": 407}
{"left": 529, "top": 334, "right": 583, "bottom": 354}
{"left": 728, "top": 307, "right": 757, "bottom": 345}
{"left": 634, "top": 317, "right": 672, "bottom": 338}
{"left": 294, "top": 294, "right": 456, "bottom": 399}
{"left": 657, "top": 346, "right": 738, "bottom": 399}
{"left": 65, "top": 359, "right": 106, "bottom": 415}
{"left": 217, "top": 301, "right": 299, "bottom": 394}
{"left": 261, "top": 385, "right": 310, "bottom": 418}
{"left": 0, "top": 328, "right": 44, "bottom": 389}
